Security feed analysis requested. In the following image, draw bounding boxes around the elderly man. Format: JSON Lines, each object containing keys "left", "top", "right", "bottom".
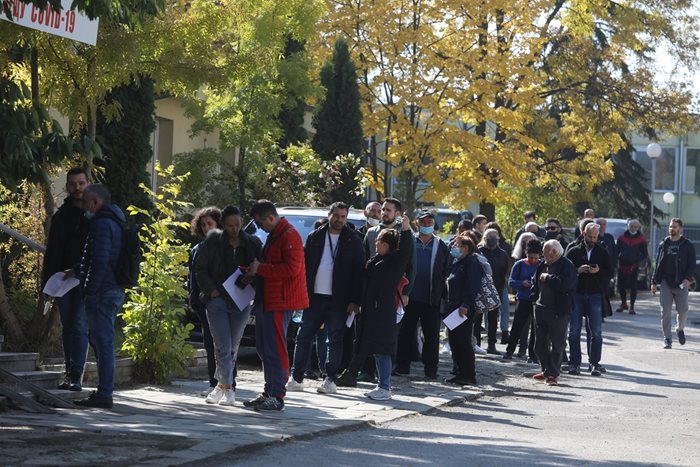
{"left": 395, "top": 210, "right": 450, "bottom": 378}
{"left": 357, "top": 201, "right": 381, "bottom": 237}
{"left": 616, "top": 219, "right": 648, "bottom": 315}
{"left": 530, "top": 240, "right": 577, "bottom": 386}
{"left": 565, "top": 223, "right": 613, "bottom": 377}
{"left": 652, "top": 218, "right": 696, "bottom": 349}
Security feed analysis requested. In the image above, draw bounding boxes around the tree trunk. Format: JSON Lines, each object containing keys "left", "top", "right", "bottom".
{"left": 237, "top": 146, "right": 247, "bottom": 210}
{"left": 0, "top": 271, "right": 27, "bottom": 350}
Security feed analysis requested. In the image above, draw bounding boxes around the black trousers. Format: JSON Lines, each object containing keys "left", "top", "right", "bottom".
{"left": 618, "top": 269, "right": 639, "bottom": 306}
{"left": 506, "top": 299, "right": 535, "bottom": 356}
{"left": 396, "top": 300, "right": 441, "bottom": 375}
{"left": 534, "top": 306, "right": 569, "bottom": 378}
{"left": 449, "top": 319, "right": 476, "bottom": 380}
{"left": 344, "top": 313, "right": 376, "bottom": 377}
{"left": 473, "top": 308, "right": 498, "bottom": 347}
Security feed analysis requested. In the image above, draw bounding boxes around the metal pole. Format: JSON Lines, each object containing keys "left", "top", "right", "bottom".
{"left": 650, "top": 158, "right": 656, "bottom": 259}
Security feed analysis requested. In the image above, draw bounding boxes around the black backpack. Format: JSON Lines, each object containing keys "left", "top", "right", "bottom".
{"left": 106, "top": 212, "right": 142, "bottom": 289}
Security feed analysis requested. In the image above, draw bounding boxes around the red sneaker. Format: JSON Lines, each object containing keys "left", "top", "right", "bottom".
{"left": 545, "top": 376, "right": 558, "bottom": 386}
{"left": 533, "top": 372, "right": 546, "bottom": 381}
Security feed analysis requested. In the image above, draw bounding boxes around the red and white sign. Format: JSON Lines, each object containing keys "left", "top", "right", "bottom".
{"left": 1, "top": 0, "right": 99, "bottom": 46}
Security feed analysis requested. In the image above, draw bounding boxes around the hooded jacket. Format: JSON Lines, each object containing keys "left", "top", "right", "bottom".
{"left": 79, "top": 204, "right": 125, "bottom": 296}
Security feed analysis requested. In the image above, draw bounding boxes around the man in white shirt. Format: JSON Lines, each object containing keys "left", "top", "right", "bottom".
{"left": 287, "top": 202, "right": 365, "bottom": 394}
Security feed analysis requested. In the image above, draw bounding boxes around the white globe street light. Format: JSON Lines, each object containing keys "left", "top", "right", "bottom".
{"left": 663, "top": 192, "right": 675, "bottom": 220}
{"left": 647, "top": 143, "right": 662, "bottom": 257}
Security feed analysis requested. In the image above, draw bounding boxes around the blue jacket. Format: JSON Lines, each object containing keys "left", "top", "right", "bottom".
{"left": 509, "top": 258, "right": 540, "bottom": 300}
{"left": 79, "top": 204, "right": 124, "bottom": 296}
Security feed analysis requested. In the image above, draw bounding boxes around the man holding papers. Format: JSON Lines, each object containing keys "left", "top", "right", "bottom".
{"left": 195, "top": 206, "right": 262, "bottom": 407}
{"left": 286, "top": 202, "right": 364, "bottom": 395}
{"left": 41, "top": 168, "right": 90, "bottom": 392}
{"left": 444, "top": 235, "right": 482, "bottom": 387}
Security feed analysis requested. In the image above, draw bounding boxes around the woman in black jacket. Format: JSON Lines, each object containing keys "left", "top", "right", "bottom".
{"left": 445, "top": 235, "right": 483, "bottom": 386}
{"left": 195, "top": 206, "right": 262, "bottom": 406}
{"left": 188, "top": 207, "right": 222, "bottom": 396}
{"left": 357, "top": 214, "right": 412, "bottom": 401}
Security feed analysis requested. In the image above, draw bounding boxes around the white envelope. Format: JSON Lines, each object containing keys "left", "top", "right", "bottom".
{"left": 42, "top": 272, "right": 80, "bottom": 298}
{"left": 442, "top": 307, "right": 468, "bottom": 330}
{"left": 346, "top": 311, "right": 356, "bottom": 328}
{"left": 222, "top": 269, "right": 256, "bottom": 311}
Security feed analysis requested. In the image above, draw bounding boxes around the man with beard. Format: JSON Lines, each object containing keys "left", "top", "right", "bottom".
{"left": 41, "top": 168, "right": 90, "bottom": 392}
{"left": 564, "top": 223, "right": 613, "bottom": 377}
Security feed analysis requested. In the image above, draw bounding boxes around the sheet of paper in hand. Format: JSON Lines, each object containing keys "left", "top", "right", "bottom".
{"left": 222, "top": 269, "right": 256, "bottom": 311}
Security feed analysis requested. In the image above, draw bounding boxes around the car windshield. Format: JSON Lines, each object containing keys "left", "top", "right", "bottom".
{"left": 245, "top": 215, "right": 365, "bottom": 244}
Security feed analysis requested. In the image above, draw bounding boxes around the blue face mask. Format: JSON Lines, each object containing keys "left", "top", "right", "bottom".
{"left": 419, "top": 226, "right": 433, "bottom": 235}
{"left": 84, "top": 211, "right": 95, "bottom": 220}
{"left": 450, "top": 247, "right": 462, "bottom": 258}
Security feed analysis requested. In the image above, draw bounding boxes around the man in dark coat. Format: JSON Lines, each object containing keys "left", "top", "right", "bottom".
{"left": 41, "top": 168, "right": 90, "bottom": 392}
{"left": 564, "top": 223, "right": 613, "bottom": 377}
{"left": 287, "top": 202, "right": 365, "bottom": 394}
{"left": 616, "top": 219, "right": 647, "bottom": 314}
{"left": 476, "top": 228, "right": 510, "bottom": 355}
{"left": 394, "top": 210, "right": 450, "bottom": 378}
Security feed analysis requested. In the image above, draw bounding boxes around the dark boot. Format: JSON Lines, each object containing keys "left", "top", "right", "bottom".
{"left": 500, "top": 330, "right": 509, "bottom": 345}
{"left": 336, "top": 370, "right": 358, "bottom": 387}
{"left": 68, "top": 371, "right": 83, "bottom": 392}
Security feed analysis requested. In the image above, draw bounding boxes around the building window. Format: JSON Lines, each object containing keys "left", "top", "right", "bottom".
{"left": 634, "top": 147, "right": 677, "bottom": 192}
{"left": 685, "top": 148, "right": 700, "bottom": 194}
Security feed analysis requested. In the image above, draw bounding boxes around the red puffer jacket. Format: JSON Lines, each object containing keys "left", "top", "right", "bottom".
{"left": 257, "top": 218, "right": 310, "bottom": 311}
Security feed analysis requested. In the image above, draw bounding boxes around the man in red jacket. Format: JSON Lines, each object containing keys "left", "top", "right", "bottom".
{"left": 243, "top": 200, "right": 309, "bottom": 411}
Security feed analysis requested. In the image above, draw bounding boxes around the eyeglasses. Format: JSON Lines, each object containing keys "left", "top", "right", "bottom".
{"left": 546, "top": 226, "right": 559, "bottom": 231}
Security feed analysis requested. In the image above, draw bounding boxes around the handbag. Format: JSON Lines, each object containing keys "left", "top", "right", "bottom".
{"left": 474, "top": 262, "right": 502, "bottom": 314}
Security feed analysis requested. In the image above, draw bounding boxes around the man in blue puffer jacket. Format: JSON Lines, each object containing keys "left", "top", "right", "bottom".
{"left": 74, "top": 184, "right": 125, "bottom": 409}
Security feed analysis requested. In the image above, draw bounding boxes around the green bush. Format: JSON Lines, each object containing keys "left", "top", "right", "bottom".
{"left": 120, "top": 163, "right": 194, "bottom": 384}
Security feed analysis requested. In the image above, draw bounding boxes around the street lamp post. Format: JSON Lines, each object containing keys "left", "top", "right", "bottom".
{"left": 663, "top": 192, "right": 675, "bottom": 219}
{"left": 647, "top": 143, "right": 662, "bottom": 257}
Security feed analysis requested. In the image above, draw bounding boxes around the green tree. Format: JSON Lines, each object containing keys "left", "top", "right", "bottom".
{"left": 120, "top": 163, "right": 194, "bottom": 384}
{"left": 277, "top": 37, "right": 310, "bottom": 150}
{"left": 96, "top": 76, "right": 155, "bottom": 214}
{"left": 312, "top": 37, "right": 363, "bottom": 162}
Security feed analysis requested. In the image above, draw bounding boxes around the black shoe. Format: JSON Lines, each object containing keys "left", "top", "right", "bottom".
{"left": 502, "top": 353, "right": 513, "bottom": 360}
{"left": 357, "top": 372, "right": 377, "bottom": 383}
{"left": 391, "top": 368, "right": 410, "bottom": 377}
{"left": 486, "top": 345, "right": 501, "bottom": 355}
{"left": 445, "top": 376, "right": 472, "bottom": 386}
{"left": 500, "top": 331, "right": 510, "bottom": 345}
{"left": 255, "top": 397, "right": 284, "bottom": 412}
{"left": 243, "top": 393, "right": 268, "bottom": 407}
{"left": 678, "top": 330, "right": 686, "bottom": 345}
{"left": 68, "top": 372, "right": 82, "bottom": 392}
{"left": 75, "top": 391, "right": 113, "bottom": 409}
{"left": 567, "top": 366, "right": 580, "bottom": 375}
{"left": 336, "top": 372, "right": 358, "bottom": 387}
{"left": 590, "top": 366, "right": 602, "bottom": 377}
{"left": 588, "top": 363, "right": 606, "bottom": 374}
{"left": 304, "top": 369, "right": 320, "bottom": 380}
{"left": 527, "top": 357, "right": 540, "bottom": 365}
{"left": 425, "top": 371, "right": 438, "bottom": 379}
{"left": 57, "top": 373, "right": 70, "bottom": 390}
{"left": 515, "top": 353, "right": 527, "bottom": 360}
{"left": 664, "top": 338, "right": 672, "bottom": 349}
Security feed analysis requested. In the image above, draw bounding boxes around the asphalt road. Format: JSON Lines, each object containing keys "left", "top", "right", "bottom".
{"left": 229, "top": 291, "right": 700, "bottom": 467}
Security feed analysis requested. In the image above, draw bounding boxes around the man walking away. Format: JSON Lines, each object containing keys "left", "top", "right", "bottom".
{"left": 477, "top": 228, "right": 510, "bottom": 355}
{"left": 287, "top": 202, "right": 364, "bottom": 394}
{"left": 74, "top": 184, "right": 126, "bottom": 409}
{"left": 651, "top": 218, "right": 696, "bottom": 349}
{"left": 394, "top": 210, "right": 450, "bottom": 378}
{"left": 42, "top": 168, "right": 90, "bottom": 392}
{"left": 244, "top": 200, "right": 309, "bottom": 411}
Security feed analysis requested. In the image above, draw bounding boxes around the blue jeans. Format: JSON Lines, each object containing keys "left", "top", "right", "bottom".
{"left": 292, "top": 294, "right": 347, "bottom": 382}
{"left": 84, "top": 288, "right": 125, "bottom": 398}
{"left": 569, "top": 293, "right": 603, "bottom": 366}
{"left": 500, "top": 286, "right": 510, "bottom": 332}
{"left": 254, "top": 302, "right": 293, "bottom": 399}
{"left": 57, "top": 287, "right": 89, "bottom": 376}
{"left": 206, "top": 297, "right": 250, "bottom": 387}
{"left": 374, "top": 354, "right": 392, "bottom": 390}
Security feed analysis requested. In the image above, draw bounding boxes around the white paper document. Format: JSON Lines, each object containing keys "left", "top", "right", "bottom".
{"left": 222, "top": 269, "right": 256, "bottom": 311}
{"left": 442, "top": 307, "right": 468, "bottom": 330}
{"left": 396, "top": 303, "right": 405, "bottom": 323}
{"left": 42, "top": 272, "right": 80, "bottom": 298}
{"left": 346, "top": 311, "right": 356, "bottom": 328}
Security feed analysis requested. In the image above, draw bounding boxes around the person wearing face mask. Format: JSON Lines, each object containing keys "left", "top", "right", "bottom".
{"left": 72, "top": 184, "right": 126, "bottom": 409}
{"left": 615, "top": 219, "right": 647, "bottom": 315}
{"left": 394, "top": 210, "right": 450, "bottom": 378}
{"left": 188, "top": 207, "right": 223, "bottom": 397}
{"left": 564, "top": 223, "right": 613, "bottom": 377}
{"left": 545, "top": 218, "right": 568, "bottom": 251}
{"left": 42, "top": 168, "right": 91, "bottom": 392}
{"left": 476, "top": 229, "right": 509, "bottom": 355}
{"left": 357, "top": 201, "right": 382, "bottom": 237}
{"left": 503, "top": 239, "right": 542, "bottom": 361}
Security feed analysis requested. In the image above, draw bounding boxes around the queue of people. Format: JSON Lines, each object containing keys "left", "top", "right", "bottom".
{"left": 42, "top": 167, "right": 695, "bottom": 410}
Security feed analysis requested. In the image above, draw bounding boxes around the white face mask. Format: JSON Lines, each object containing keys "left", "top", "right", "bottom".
{"left": 367, "top": 217, "right": 380, "bottom": 227}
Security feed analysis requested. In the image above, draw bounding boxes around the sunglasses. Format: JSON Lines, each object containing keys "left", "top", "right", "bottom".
{"left": 546, "top": 226, "right": 559, "bottom": 231}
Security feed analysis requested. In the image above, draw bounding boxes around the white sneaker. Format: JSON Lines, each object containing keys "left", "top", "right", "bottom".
{"left": 286, "top": 378, "right": 305, "bottom": 392}
{"left": 366, "top": 386, "right": 392, "bottom": 401}
{"left": 205, "top": 386, "right": 224, "bottom": 404}
{"left": 317, "top": 378, "right": 337, "bottom": 394}
{"left": 473, "top": 345, "right": 487, "bottom": 355}
{"left": 218, "top": 389, "right": 236, "bottom": 406}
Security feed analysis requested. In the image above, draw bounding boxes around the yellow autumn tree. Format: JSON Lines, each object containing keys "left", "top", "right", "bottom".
{"left": 317, "top": 0, "right": 699, "bottom": 215}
